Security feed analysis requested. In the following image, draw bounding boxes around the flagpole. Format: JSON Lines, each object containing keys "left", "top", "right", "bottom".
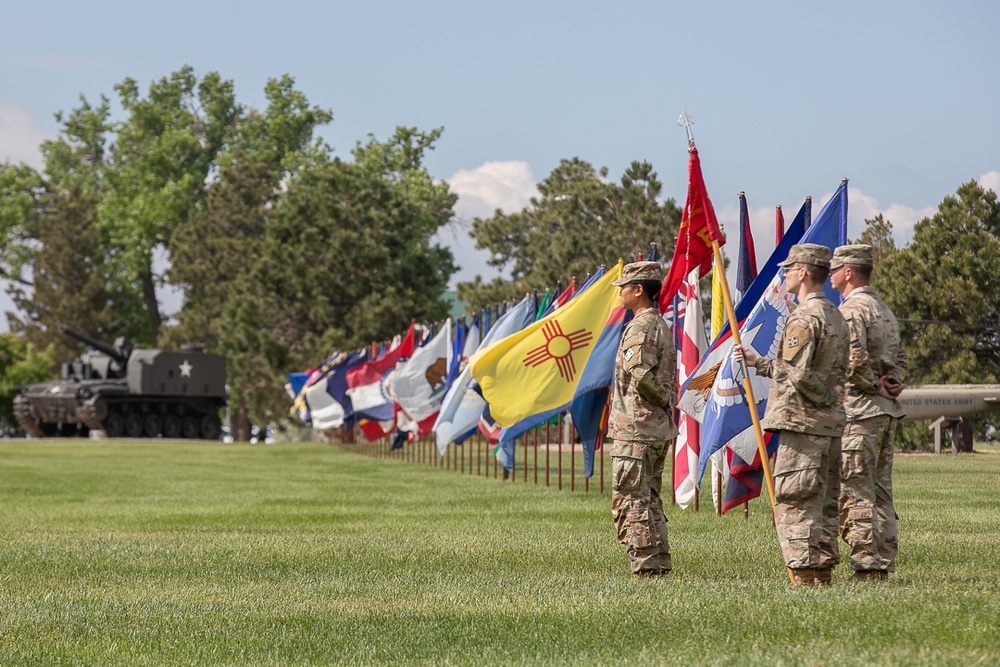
{"left": 708, "top": 239, "right": 776, "bottom": 508}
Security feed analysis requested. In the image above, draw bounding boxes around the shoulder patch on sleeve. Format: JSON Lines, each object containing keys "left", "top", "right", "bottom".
{"left": 621, "top": 332, "right": 645, "bottom": 370}
{"left": 782, "top": 321, "right": 812, "bottom": 361}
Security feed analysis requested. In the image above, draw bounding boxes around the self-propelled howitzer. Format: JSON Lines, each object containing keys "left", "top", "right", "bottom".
{"left": 13, "top": 326, "right": 227, "bottom": 439}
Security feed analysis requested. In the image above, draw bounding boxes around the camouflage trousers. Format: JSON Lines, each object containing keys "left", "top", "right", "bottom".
{"left": 840, "top": 415, "right": 899, "bottom": 573}
{"left": 611, "top": 440, "right": 671, "bottom": 574}
{"left": 773, "top": 431, "right": 841, "bottom": 570}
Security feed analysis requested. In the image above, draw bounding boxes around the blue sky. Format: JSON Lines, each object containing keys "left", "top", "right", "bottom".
{"left": 2, "top": 1, "right": 998, "bottom": 324}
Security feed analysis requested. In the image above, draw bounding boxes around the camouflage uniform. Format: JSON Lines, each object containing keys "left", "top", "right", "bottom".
{"left": 608, "top": 262, "right": 678, "bottom": 576}
{"left": 834, "top": 245, "right": 907, "bottom": 576}
{"left": 754, "top": 245, "right": 849, "bottom": 577}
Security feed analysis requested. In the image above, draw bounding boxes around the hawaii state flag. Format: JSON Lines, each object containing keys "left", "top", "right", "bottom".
{"left": 539, "top": 278, "right": 577, "bottom": 319}
{"left": 470, "top": 262, "right": 623, "bottom": 428}
{"left": 674, "top": 268, "right": 706, "bottom": 509}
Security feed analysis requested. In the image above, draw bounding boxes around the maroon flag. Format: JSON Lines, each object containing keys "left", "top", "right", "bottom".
{"left": 775, "top": 204, "right": 785, "bottom": 246}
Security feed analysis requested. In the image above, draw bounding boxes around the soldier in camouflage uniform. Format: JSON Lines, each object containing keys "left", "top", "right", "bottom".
{"left": 608, "top": 261, "right": 677, "bottom": 578}
{"left": 830, "top": 244, "right": 906, "bottom": 582}
{"left": 736, "top": 244, "right": 849, "bottom": 587}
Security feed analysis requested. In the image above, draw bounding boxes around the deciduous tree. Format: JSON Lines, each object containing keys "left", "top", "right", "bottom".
{"left": 100, "top": 67, "right": 241, "bottom": 342}
{"left": 220, "top": 151, "right": 456, "bottom": 424}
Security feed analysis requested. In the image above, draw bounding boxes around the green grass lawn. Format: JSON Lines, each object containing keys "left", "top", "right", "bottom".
{"left": 1, "top": 440, "right": 997, "bottom": 666}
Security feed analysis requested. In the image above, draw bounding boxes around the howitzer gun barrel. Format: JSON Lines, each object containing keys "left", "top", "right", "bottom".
{"left": 59, "top": 325, "right": 127, "bottom": 362}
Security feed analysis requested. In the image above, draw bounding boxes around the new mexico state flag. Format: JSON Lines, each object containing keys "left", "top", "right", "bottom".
{"left": 470, "top": 261, "right": 623, "bottom": 428}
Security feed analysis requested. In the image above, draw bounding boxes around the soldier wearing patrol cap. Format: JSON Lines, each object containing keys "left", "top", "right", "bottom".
{"left": 735, "top": 243, "right": 850, "bottom": 587}
{"left": 608, "top": 260, "right": 677, "bottom": 578}
{"left": 830, "top": 243, "right": 907, "bottom": 582}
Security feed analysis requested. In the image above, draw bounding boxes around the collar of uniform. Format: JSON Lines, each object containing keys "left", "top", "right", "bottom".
{"left": 633, "top": 306, "right": 657, "bottom": 318}
{"left": 842, "top": 285, "right": 875, "bottom": 303}
{"left": 802, "top": 291, "right": 826, "bottom": 302}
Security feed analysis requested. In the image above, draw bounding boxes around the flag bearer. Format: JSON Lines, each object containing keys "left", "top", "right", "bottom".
{"left": 608, "top": 261, "right": 677, "bottom": 578}
{"left": 735, "top": 244, "right": 849, "bottom": 587}
{"left": 830, "top": 244, "right": 906, "bottom": 582}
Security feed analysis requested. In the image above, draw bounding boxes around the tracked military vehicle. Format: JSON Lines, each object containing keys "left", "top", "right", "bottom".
{"left": 13, "top": 325, "right": 227, "bottom": 439}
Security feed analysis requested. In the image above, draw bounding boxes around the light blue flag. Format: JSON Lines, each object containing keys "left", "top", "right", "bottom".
{"left": 432, "top": 296, "right": 535, "bottom": 455}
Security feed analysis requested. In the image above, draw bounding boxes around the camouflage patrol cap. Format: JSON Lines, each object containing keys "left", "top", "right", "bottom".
{"left": 830, "top": 244, "right": 874, "bottom": 270}
{"left": 777, "top": 243, "right": 831, "bottom": 269}
{"left": 612, "top": 261, "right": 662, "bottom": 286}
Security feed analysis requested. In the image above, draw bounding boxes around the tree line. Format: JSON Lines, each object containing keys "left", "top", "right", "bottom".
{"left": 0, "top": 67, "right": 681, "bottom": 438}
{"left": 1, "top": 66, "right": 997, "bottom": 444}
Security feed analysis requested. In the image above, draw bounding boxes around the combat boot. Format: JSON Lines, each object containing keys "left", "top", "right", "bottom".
{"left": 788, "top": 568, "right": 815, "bottom": 587}
{"left": 852, "top": 570, "right": 888, "bottom": 582}
{"left": 813, "top": 567, "right": 833, "bottom": 587}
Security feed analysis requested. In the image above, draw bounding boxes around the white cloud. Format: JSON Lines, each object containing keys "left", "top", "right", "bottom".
{"left": 815, "top": 186, "right": 935, "bottom": 245}
{"left": 436, "top": 161, "right": 539, "bottom": 288}
{"left": 0, "top": 100, "right": 51, "bottom": 169}
{"left": 980, "top": 170, "right": 1000, "bottom": 196}
{"left": 449, "top": 160, "right": 538, "bottom": 220}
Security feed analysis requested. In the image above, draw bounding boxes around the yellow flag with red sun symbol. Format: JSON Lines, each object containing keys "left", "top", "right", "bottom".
{"left": 469, "top": 261, "right": 623, "bottom": 427}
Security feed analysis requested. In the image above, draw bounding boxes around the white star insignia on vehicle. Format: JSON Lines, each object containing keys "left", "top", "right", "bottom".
{"left": 179, "top": 360, "right": 193, "bottom": 377}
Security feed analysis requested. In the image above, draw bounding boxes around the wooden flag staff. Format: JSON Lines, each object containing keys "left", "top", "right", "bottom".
{"left": 707, "top": 238, "right": 776, "bottom": 509}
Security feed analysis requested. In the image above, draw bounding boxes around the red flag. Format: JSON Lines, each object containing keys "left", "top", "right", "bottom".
{"left": 659, "top": 146, "right": 724, "bottom": 312}
{"left": 478, "top": 414, "right": 501, "bottom": 444}
{"left": 346, "top": 323, "right": 416, "bottom": 435}
{"left": 359, "top": 418, "right": 394, "bottom": 442}
{"left": 552, "top": 278, "right": 577, "bottom": 310}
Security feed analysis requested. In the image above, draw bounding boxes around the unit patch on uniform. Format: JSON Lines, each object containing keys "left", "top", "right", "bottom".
{"left": 782, "top": 322, "right": 811, "bottom": 361}
{"left": 623, "top": 348, "right": 635, "bottom": 362}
